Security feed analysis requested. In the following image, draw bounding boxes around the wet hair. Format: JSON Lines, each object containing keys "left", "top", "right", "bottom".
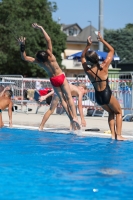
{"left": 5, "top": 90, "right": 13, "bottom": 97}
{"left": 78, "top": 83, "right": 88, "bottom": 90}
{"left": 85, "top": 51, "right": 102, "bottom": 70}
{"left": 36, "top": 50, "right": 49, "bottom": 62}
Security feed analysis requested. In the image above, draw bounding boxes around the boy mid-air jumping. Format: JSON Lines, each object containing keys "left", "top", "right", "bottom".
{"left": 17, "top": 23, "right": 80, "bottom": 130}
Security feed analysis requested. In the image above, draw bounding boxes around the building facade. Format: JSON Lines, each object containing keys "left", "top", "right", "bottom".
{"left": 61, "top": 23, "right": 99, "bottom": 77}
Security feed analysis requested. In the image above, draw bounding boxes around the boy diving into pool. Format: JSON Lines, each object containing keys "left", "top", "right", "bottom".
{"left": 0, "top": 90, "right": 13, "bottom": 128}
{"left": 17, "top": 23, "right": 80, "bottom": 130}
{"left": 38, "top": 83, "right": 88, "bottom": 130}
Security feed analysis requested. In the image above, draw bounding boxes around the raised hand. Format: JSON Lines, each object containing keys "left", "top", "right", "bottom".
{"left": 87, "top": 36, "right": 92, "bottom": 45}
{"left": 4, "top": 86, "right": 10, "bottom": 91}
{"left": 18, "top": 36, "right": 26, "bottom": 46}
{"left": 32, "top": 23, "right": 42, "bottom": 29}
{"left": 18, "top": 36, "right": 26, "bottom": 53}
{"left": 97, "top": 32, "right": 103, "bottom": 42}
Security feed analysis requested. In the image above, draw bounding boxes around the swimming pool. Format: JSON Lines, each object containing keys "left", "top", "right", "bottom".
{"left": 0, "top": 127, "right": 133, "bottom": 200}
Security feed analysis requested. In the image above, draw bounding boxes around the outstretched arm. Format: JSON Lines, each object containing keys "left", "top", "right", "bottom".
{"left": 0, "top": 86, "right": 10, "bottom": 97}
{"left": 39, "top": 90, "right": 54, "bottom": 102}
{"left": 81, "top": 36, "right": 92, "bottom": 72}
{"left": 81, "top": 36, "right": 92, "bottom": 64}
{"left": 18, "top": 36, "right": 38, "bottom": 64}
{"left": 32, "top": 23, "right": 52, "bottom": 56}
{"left": 97, "top": 32, "right": 114, "bottom": 66}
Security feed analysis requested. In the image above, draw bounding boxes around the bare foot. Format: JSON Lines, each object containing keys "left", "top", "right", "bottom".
{"left": 111, "top": 134, "right": 116, "bottom": 140}
{"left": 71, "top": 118, "right": 81, "bottom": 130}
{"left": 38, "top": 126, "right": 43, "bottom": 131}
{"left": 2, "top": 122, "right": 4, "bottom": 127}
{"left": 112, "top": 134, "right": 126, "bottom": 141}
{"left": 112, "top": 136, "right": 115, "bottom": 140}
{"left": 0, "top": 122, "right": 4, "bottom": 128}
{"left": 116, "top": 135, "right": 127, "bottom": 141}
{"left": 70, "top": 122, "right": 72, "bottom": 131}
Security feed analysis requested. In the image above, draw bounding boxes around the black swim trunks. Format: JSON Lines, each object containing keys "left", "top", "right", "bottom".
{"left": 82, "top": 62, "right": 112, "bottom": 105}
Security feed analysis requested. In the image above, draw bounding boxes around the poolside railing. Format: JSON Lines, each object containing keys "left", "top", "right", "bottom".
{"left": 0, "top": 73, "right": 133, "bottom": 120}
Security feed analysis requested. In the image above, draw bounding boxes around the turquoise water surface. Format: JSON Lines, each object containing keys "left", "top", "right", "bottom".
{"left": 0, "top": 127, "right": 133, "bottom": 200}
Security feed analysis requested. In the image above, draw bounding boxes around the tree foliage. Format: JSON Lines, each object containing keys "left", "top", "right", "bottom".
{"left": 104, "top": 24, "right": 133, "bottom": 63}
{"left": 0, "top": 0, "right": 66, "bottom": 77}
{"left": 125, "top": 23, "right": 133, "bottom": 30}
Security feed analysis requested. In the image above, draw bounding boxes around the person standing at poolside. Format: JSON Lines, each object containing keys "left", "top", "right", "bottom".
{"left": 38, "top": 83, "right": 88, "bottom": 130}
{"left": 81, "top": 32, "right": 126, "bottom": 140}
{"left": 0, "top": 90, "right": 13, "bottom": 128}
{"left": 17, "top": 23, "right": 80, "bottom": 130}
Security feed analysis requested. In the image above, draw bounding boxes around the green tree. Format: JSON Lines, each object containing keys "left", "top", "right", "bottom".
{"left": 104, "top": 27, "right": 133, "bottom": 63}
{"left": 125, "top": 23, "right": 133, "bottom": 30}
{"left": 0, "top": 0, "right": 66, "bottom": 77}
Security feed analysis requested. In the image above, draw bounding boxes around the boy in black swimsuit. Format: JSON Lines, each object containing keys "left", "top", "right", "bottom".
{"left": 81, "top": 33, "right": 126, "bottom": 141}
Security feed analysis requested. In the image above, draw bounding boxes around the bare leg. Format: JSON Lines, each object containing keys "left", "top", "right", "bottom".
{"left": 53, "top": 87, "right": 69, "bottom": 118}
{"left": 108, "top": 95, "right": 126, "bottom": 141}
{"left": 61, "top": 79, "right": 78, "bottom": 119}
{"left": 0, "top": 114, "right": 4, "bottom": 128}
{"left": 60, "top": 79, "right": 80, "bottom": 129}
{"left": 59, "top": 94, "right": 73, "bottom": 121}
{"left": 101, "top": 105, "right": 116, "bottom": 139}
{"left": 115, "top": 112, "right": 122, "bottom": 140}
{"left": 108, "top": 112, "right": 116, "bottom": 139}
{"left": 39, "top": 95, "right": 59, "bottom": 130}
{"left": 53, "top": 85, "right": 80, "bottom": 130}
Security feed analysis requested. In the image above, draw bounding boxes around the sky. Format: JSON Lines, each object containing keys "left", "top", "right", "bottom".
{"left": 52, "top": 0, "right": 133, "bottom": 30}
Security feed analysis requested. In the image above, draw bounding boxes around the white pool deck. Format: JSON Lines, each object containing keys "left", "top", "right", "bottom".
{"left": 2, "top": 104, "right": 133, "bottom": 140}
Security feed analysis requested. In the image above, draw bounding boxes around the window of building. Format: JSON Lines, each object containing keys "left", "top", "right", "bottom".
{"left": 69, "top": 28, "right": 77, "bottom": 36}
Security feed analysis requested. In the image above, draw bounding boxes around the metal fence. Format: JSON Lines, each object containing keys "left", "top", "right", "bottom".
{"left": 0, "top": 75, "right": 23, "bottom": 97}
{"left": 0, "top": 73, "right": 133, "bottom": 120}
{"left": 74, "top": 72, "right": 133, "bottom": 120}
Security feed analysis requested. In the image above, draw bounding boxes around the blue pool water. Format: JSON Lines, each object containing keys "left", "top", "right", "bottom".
{"left": 0, "top": 128, "right": 133, "bottom": 200}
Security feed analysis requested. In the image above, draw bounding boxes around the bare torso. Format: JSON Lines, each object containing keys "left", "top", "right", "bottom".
{"left": 38, "top": 53, "right": 63, "bottom": 78}
{"left": 69, "top": 84, "right": 80, "bottom": 97}
{"left": 0, "top": 97, "right": 12, "bottom": 110}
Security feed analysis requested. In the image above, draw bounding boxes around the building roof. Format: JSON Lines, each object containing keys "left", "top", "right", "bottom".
{"left": 61, "top": 23, "right": 82, "bottom": 31}
{"left": 67, "top": 25, "right": 98, "bottom": 43}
